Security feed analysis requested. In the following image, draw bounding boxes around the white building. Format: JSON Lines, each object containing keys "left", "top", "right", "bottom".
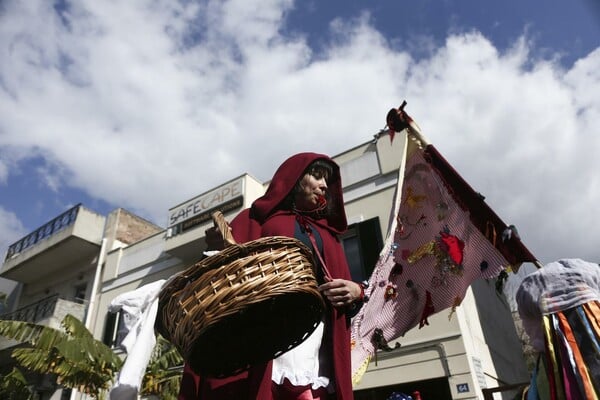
{"left": 0, "top": 206, "right": 161, "bottom": 399}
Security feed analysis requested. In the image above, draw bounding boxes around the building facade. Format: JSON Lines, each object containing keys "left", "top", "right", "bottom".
{"left": 1, "top": 131, "right": 529, "bottom": 399}
{"left": 0, "top": 205, "right": 161, "bottom": 399}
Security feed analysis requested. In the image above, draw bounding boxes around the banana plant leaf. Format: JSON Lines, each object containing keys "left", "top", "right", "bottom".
{"left": 141, "top": 335, "right": 184, "bottom": 400}
{"left": 0, "top": 367, "right": 33, "bottom": 400}
{"left": 0, "top": 314, "right": 122, "bottom": 398}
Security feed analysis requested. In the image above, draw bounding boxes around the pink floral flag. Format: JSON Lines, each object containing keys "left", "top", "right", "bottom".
{"left": 350, "top": 136, "right": 537, "bottom": 384}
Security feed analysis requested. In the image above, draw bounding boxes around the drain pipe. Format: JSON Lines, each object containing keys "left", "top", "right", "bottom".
{"left": 70, "top": 237, "right": 107, "bottom": 400}
{"left": 84, "top": 237, "right": 107, "bottom": 330}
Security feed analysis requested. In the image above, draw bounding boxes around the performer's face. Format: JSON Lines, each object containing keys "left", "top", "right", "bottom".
{"left": 294, "top": 169, "right": 328, "bottom": 211}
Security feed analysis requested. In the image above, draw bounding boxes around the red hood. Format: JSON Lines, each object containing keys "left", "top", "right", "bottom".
{"left": 251, "top": 152, "right": 348, "bottom": 234}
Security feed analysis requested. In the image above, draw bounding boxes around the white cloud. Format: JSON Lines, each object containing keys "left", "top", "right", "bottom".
{"left": 0, "top": 0, "right": 598, "bottom": 264}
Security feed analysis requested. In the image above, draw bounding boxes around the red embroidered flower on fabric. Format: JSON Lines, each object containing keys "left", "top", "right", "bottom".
{"left": 438, "top": 232, "right": 464, "bottom": 265}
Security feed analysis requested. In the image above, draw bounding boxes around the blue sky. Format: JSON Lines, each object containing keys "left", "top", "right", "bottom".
{"left": 0, "top": 0, "right": 599, "bottom": 271}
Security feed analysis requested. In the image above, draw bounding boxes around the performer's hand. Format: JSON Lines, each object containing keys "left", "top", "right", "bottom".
{"left": 318, "top": 279, "right": 362, "bottom": 308}
{"left": 204, "top": 226, "right": 229, "bottom": 250}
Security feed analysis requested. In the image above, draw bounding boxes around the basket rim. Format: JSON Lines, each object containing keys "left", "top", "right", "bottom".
{"left": 159, "top": 235, "right": 315, "bottom": 296}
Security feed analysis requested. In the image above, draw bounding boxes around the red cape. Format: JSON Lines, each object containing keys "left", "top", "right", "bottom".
{"left": 179, "top": 153, "right": 354, "bottom": 400}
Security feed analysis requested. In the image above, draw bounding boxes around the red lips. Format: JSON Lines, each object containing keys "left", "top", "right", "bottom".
{"left": 317, "top": 194, "right": 327, "bottom": 207}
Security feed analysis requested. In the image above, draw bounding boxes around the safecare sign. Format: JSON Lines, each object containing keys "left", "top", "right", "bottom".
{"left": 168, "top": 178, "right": 244, "bottom": 228}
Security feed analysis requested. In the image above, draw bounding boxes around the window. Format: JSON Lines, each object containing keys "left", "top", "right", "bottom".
{"left": 73, "top": 283, "right": 87, "bottom": 304}
{"left": 102, "top": 310, "right": 128, "bottom": 349}
{"left": 341, "top": 217, "right": 383, "bottom": 282}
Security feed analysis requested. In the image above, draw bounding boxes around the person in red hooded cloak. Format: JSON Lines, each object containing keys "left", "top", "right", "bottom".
{"left": 178, "top": 152, "right": 364, "bottom": 400}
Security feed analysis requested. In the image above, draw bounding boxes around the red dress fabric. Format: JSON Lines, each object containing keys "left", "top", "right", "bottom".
{"left": 178, "top": 153, "right": 354, "bottom": 400}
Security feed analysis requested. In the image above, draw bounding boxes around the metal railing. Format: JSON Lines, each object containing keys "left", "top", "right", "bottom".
{"left": 4, "top": 204, "right": 81, "bottom": 261}
{"left": 0, "top": 294, "right": 59, "bottom": 323}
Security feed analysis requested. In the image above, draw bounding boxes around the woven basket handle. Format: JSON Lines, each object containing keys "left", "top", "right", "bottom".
{"left": 211, "top": 211, "right": 237, "bottom": 247}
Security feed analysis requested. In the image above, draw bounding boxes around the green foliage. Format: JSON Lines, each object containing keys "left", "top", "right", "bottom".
{"left": 140, "top": 335, "right": 184, "bottom": 400}
{"left": 0, "top": 314, "right": 185, "bottom": 399}
{"left": 0, "top": 367, "right": 34, "bottom": 400}
{"left": 0, "top": 314, "right": 123, "bottom": 399}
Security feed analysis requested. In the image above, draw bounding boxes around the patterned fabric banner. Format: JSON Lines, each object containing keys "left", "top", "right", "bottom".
{"left": 350, "top": 138, "right": 537, "bottom": 384}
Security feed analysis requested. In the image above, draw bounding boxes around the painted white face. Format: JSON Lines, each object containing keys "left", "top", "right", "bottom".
{"left": 294, "top": 171, "right": 328, "bottom": 211}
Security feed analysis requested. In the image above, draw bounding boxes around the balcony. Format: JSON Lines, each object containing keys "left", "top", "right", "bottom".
{"left": 1, "top": 205, "right": 106, "bottom": 284}
{"left": 0, "top": 294, "right": 86, "bottom": 351}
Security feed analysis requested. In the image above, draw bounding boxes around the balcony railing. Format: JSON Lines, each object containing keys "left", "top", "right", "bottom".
{"left": 0, "top": 295, "right": 59, "bottom": 323}
{"left": 4, "top": 204, "right": 81, "bottom": 262}
{"left": 0, "top": 294, "right": 86, "bottom": 325}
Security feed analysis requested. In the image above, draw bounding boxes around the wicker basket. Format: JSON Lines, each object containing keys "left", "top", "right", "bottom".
{"left": 156, "top": 211, "right": 325, "bottom": 377}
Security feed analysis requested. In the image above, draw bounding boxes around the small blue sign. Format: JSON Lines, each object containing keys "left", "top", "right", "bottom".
{"left": 456, "top": 383, "right": 470, "bottom": 393}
